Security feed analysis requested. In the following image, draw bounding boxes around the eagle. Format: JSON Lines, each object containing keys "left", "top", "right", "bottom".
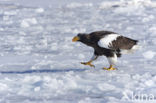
{"left": 72, "top": 31, "right": 139, "bottom": 70}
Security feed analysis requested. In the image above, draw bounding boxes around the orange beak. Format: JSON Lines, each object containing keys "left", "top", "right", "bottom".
{"left": 72, "top": 36, "right": 80, "bottom": 42}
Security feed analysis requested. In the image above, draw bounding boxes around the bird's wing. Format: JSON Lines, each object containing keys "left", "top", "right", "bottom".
{"left": 98, "top": 34, "right": 138, "bottom": 50}
{"left": 98, "top": 34, "right": 120, "bottom": 50}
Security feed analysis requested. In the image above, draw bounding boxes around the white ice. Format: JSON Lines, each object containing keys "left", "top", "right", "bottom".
{"left": 0, "top": 0, "right": 156, "bottom": 103}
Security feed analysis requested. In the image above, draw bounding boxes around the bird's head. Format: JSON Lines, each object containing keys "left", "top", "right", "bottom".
{"left": 72, "top": 33, "right": 87, "bottom": 42}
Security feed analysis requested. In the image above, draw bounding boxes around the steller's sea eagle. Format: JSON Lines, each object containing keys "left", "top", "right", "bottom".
{"left": 72, "top": 31, "right": 139, "bottom": 70}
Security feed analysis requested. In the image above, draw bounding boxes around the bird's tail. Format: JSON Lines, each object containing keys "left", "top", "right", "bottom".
{"left": 121, "top": 42, "right": 141, "bottom": 54}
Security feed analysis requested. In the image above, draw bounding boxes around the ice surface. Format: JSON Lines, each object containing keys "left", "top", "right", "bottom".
{"left": 143, "top": 51, "right": 156, "bottom": 59}
{"left": 0, "top": 0, "right": 156, "bottom": 103}
{"left": 35, "top": 8, "right": 44, "bottom": 13}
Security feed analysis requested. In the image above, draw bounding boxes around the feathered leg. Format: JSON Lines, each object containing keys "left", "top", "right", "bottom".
{"left": 81, "top": 54, "right": 98, "bottom": 68}
{"left": 103, "top": 53, "right": 117, "bottom": 70}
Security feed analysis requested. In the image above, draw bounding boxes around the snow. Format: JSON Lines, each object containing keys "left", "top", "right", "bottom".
{"left": 143, "top": 51, "right": 156, "bottom": 59}
{"left": 35, "top": 8, "right": 44, "bottom": 13}
{"left": 0, "top": 0, "right": 156, "bottom": 103}
{"left": 66, "top": 3, "right": 93, "bottom": 8}
{"left": 21, "top": 18, "right": 38, "bottom": 28}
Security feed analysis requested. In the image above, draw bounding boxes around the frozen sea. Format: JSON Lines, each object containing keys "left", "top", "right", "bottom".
{"left": 0, "top": 0, "right": 156, "bottom": 103}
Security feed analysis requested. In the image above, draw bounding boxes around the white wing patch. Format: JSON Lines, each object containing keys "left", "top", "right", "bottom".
{"left": 98, "top": 34, "right": 120, "bottom": 49}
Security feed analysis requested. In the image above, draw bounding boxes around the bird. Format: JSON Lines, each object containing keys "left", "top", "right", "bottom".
{"left": 72, "top": 30, "right": 139, "bottom": 70}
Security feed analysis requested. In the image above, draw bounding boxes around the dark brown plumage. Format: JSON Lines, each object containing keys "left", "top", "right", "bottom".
{"left": 72, "top": 30, "right": 139, "bottom": 70}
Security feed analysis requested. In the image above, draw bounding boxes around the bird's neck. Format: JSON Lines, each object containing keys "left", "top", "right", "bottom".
{"left": 81, "top": 38, "right": 93, "bottom": 47}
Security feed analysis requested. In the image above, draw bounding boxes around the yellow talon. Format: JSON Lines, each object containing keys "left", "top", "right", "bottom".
{"left": 81, "top": 61, "right": 95, "bottom": 68}
{"left": 103, "top": 67, "right": 116, "bottom": 70}
{"left": 103, "top": 65, "right": 116, "bottom": 71}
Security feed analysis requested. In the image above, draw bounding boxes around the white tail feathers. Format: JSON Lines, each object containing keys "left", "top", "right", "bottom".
{"left": 121, "top": 44, "right": 141, "bottom": 54}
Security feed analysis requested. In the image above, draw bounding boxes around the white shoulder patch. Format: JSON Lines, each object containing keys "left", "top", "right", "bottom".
{"left": 98, "top": 34, "right": 120, "bottom": 49}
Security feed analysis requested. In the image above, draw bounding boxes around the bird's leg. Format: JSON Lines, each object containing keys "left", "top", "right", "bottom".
{"left": 103, "top": 65, "right": 116, "bottom": 70}
{"left": 81, "top": 54, "right": 98, "bottom": 68}
{"left": 103, "top": 54, "right": 117, "bottom": 70}
{"left": 81, "top": 60, "right": 95, "bottom": 67}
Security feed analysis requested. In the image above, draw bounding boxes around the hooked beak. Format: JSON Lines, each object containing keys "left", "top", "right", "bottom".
{"left": 72, "top": 36, "right": 80, "bottom": 42}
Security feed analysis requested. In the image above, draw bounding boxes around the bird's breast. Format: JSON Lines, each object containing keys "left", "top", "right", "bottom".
{"left": 94, "top": 46, "right": 114, "bottom": 57}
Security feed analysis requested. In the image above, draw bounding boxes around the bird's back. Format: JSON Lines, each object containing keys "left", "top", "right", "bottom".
{"left": 88, "top": 30, "right": 139, "bottom": 56}
{"left": 89, "top": 31, "right": 116, "bottom": 43}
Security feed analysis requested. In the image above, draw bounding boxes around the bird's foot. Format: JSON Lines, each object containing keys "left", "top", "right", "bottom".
{"left": 103, "top": 67, "right": 116, "bottom": 71}
{"left": 81, "top": 61, "right": 95, "bottom": 68}
{"left": 103, "top": 65, "right": 116, "bottom": 71}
